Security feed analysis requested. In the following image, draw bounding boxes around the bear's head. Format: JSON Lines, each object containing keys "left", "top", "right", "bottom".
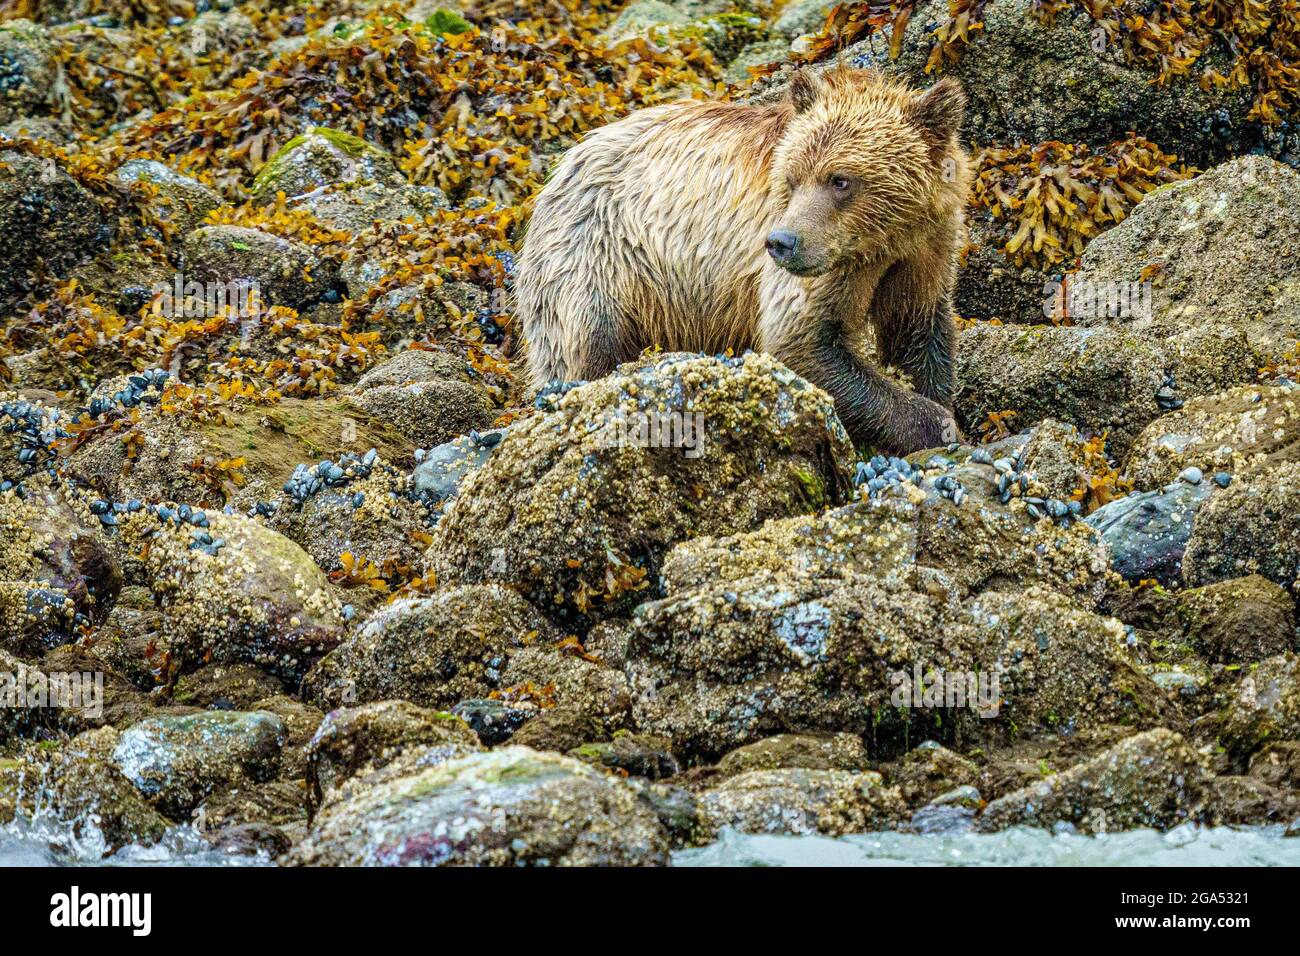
{"left": 767, "top": 69, "right": 966, "bottom": 277}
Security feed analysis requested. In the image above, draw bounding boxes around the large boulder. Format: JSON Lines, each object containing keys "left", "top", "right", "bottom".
{"left": 114, "top": 159, "right": 222, "bottom": 238}
{"left": 305, "top": 701, "right": 482, "bottom": 809}
{"left": 427, "top": 352, "right": 856, "bottom": 628}
{"left": 302, "top": 586, "right": 551, "bottom": 711}
{"left": 348, "top": 349, "right": 496, "bottom": 450}
{"left": 250, "top": 127, "right": 407, "bottom": 204}
{"left": 1073, "top": 157, "right": 1300, "bottom": 355}
{"left": 1183, "top": 461, "right": 1300, "bottom": 598}
{"left": 181, "top": 225, "right": 336, "bottom": 311}
{"left": 955, "top": 322, "right": 1258, "bottom": 457}
{"left": 111, "top": 710, "right": 286, "bottom": 818}
{"left": 0, "top": 478, "right": 121, "bottom": 656}
{"left": 697, "top": 768, "right": 907, "bottom": 839}
{"left": 1176, "top": 576, "right": 1296, "bottom": 666}
{"left": 977, "top": 729, "right": 1212, "bottom": 832}
{"left": 285, "top": 747, "right": 671, "bottom": 866}
{"left": 626, "top": 567, "right": 1164, "bottom": 761}
{"left": 1123, "top": 384, "right": 1300, "bottom": 490}
{"left": 662, "top": 487, "right": 1112, "bottom": 608}
{"left": 120, "top": 510, "right": 348, "bottom": 682}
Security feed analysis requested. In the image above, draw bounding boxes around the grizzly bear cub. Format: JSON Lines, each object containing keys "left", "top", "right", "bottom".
{"left": 517, "top": 68, "right": 971, "bottom": 453}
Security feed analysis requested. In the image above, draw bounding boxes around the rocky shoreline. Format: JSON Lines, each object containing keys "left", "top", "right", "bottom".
{"left": 1, "top": 0, "right": 1299, "bottom": 865}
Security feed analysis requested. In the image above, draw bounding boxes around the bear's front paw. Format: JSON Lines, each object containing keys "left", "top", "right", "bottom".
{"left": 904, "top": 399, "right": 962, "bottom": 453}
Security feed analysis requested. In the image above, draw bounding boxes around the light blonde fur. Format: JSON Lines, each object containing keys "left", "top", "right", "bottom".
{"left": 517, "top": 68, "right": 972, "bottom": 452}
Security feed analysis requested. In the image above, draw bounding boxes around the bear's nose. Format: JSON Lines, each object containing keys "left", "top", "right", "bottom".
{"left": 765, "top": 230, "right": 799, "bottom": 263}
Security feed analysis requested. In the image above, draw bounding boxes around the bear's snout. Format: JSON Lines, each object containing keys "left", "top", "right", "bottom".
{"left": 765, "top": 229, "right": 799, "bottom": 265}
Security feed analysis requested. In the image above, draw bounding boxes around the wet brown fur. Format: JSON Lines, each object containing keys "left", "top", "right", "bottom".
{"left": 516, "top": 68, "right": 972, "bottom": 452}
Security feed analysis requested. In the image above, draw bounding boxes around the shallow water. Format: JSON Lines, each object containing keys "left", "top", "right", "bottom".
{"left": 5, "top": 814, "right": 1297, "bottom": 867}
{"left": 0, "top": 816, "right": 270, "bottom": 867}
{"left": 675, "top": 824, "right": 1300, "bottom": 867}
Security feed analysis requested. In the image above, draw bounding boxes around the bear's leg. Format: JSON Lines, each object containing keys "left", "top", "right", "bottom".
{"left": 522, "top": 283, "right": 633, "bottom": 391}
{"left": 759, "top": 313, "right": 956, "bottom": 454}
{"left": 871, "top": 250, "right": 958, "bottom": 407}
{"left": 873, "top": 295, "right": 956, "bottom": 407}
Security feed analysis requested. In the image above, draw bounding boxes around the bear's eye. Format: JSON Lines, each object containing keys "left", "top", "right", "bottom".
{"left": 828, "top": 174, "right": 855, "bottom": 195}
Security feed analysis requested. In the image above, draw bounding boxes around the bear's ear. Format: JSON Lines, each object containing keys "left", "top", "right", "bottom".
{"left": 909, "top": 77, "right": 966, "bottom": 142}
{"left": 788, "top": 70, "right": 820, "bottom": 114}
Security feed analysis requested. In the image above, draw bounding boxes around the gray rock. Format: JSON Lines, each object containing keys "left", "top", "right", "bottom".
{"left": 1074, "top": 156, "right": 1300, "bottom": 354}
{"left": 1085, "top": 480, "right": 1213, "bottom": 584}
{"left": 977, "top": 729, "right": 1212, "bottom": 833}
{"left": 285, "top": 747, "right": 671, "bottom": 866}
{"left": 112, "top": 711, "right": 286, "bottom": 818}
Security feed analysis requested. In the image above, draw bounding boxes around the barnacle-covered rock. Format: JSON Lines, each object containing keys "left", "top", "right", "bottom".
{"left": 302, "top": 585, "right": 550, "bottom": 711}
{"left": 0, "top": 750, "right": 171, "bottom": 854}
{"left": 111, "top": 710, "right": 286, "bottom": 818}
{"left": 0, "top": 20, "right": 59, "bottom": 126}
{"left": 1075, "top": 156, "right": 1300, "bottom": 354}
{"left": 68, "top": 396, "right": 417, "bottom": 511}
{"left": 182, "top": 224, "right": 336, "bottom": 310}
{"left": 269, "top": 456, "right": 428, "bottom": 574}
{"left": 348, "top": 349, "right": 496, "bottom": 450}
{"left": 567, "top": 732, "right": 679, "bottom": 779}
{"left": 887, "top": 741, "right": 982, "bottom": 808}
{"left": 661, "top": 489, "right": 1111, "bottom": 609}
{"left": 1183, "top": 461, "right": 1300, "bottom": 597}
{"left": 0, "top": 477, "right": 120, "bottom": 656}
{"left": 306, "top": 701, "right": 482, "bottom": 810}
{"left": 1175, "top": 576, "right": 1295, "bottom": 666}
{"left": 714, "top": 732, "right": 871, "bottom": 778}
{"left": 625, "top": 568, "right": 1163, "bottom": 762}
{"left": 1213, "top": 654, "right": 1300, "bottom": 771}
{"left": 0, "top": 147, "right": 104, "bottom": 302}
{"left": 696, "top": 768, "right": 906, "bottom": 839}
{"left": 955, "top": 322, "right": 1257, "bottom": 457}
{"left": 114, "top": 159, "right": 222, "bottom": 238}
{"left": 298, "top": 180, "right": 450, "bottom": 240}
{"left": 249, "top": 126, "right": 407, "bottom": 204}
{"left": 285, "top": 746, "right": 671, "bottom": 866}
{"left": 976, "top": 729, "right": 1212, "bottom": 833}
{"left": 1018, "top": 419, "right": 1091, "bottom": 502}
{"left": 1124, "top": 384, "right": 1300, "bottom": 490}
{"left": 123, "top": 510, "right": 347, "bottom": 682}
{"left": 428, "top": 352, "right": 856, "bottom": 628}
